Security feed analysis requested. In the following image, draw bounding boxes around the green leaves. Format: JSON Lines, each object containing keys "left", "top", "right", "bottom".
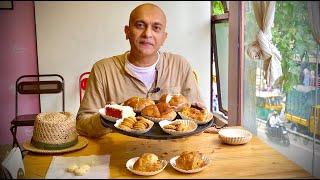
{"left": 212, "top": 1, "right": 225, "bottom": 15}
{"left": 272, "top": 1, "right": 318, "bottom": 93}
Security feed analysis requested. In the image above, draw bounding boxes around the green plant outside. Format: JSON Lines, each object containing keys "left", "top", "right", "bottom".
{"left": 245, "top": 1, "right": 318, "bottom": 94}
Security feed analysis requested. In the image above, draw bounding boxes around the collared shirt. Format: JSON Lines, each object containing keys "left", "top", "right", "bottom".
{"left": 76, "top": 51, "right": 203, "bottom": 138}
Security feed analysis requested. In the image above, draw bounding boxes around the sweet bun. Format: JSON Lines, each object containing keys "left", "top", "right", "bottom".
{"left": 133, "top": 153, "right": 162, "bottom": 172}
{"left": 123, "top": 97, "right": 155, "bottom": 112}
{"left": 176, "top": 151, "right": 205, "bottom": 170}
{"left": 159, "top": 94, "right": 190, "bottom": 112}
{"left": 141, "top": 102, "right": 176, "bottom": 119}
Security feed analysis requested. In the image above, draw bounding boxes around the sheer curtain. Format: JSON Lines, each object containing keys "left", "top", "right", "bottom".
{"left": 246, "top": 1, "right": 282, "bottom": 87}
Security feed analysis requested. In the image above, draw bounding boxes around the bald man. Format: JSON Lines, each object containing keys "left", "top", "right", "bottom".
{"left": 76, "top": 3, "right": 204, "bottom": 138}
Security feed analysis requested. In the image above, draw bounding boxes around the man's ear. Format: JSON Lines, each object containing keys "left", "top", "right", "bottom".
{"left": 161, "top": 32, "right": 168, "bottom": 46}
{"left": 124, "top": 25, "right": 129, "bottom": 40}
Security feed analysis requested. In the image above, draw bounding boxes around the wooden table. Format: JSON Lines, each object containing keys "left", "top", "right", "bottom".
{"left": 23, "top": 132, "right": 313, "bottom": 179}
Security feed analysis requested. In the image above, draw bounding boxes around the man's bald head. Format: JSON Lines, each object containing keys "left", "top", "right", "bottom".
{"left": 129, "top": 3, "right": 167, "bottom": 28}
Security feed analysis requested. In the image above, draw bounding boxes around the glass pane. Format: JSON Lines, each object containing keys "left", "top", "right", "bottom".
{"left": 244, "top": 1, "right": 319, "bottom": 178}
{"left": 215, "top": 22, "right": 229, "bottom": 112}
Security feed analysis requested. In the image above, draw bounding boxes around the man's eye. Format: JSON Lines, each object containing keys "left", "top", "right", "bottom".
{"left": 153, "top": 26, "right": 161, "bottom": 32}
{"left": 136, "top": 23, "right": 145, "bottom": 29}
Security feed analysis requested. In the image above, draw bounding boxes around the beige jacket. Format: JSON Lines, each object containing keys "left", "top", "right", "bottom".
{"left": 76, "top": 51, "right": 203, "bottom": 138}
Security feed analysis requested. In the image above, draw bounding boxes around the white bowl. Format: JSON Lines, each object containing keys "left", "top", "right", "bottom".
{"left": 114, "top": 118, "right": 154, "bottom": 134}
{"left": 159, "top": 119, "right": 197, "bottom": 136}
{"left": 170, "top": 155, "right": 211, "bottom": 173}
{"left": 178, "top": 112, "right": 213, "bottom": 125}
{"left": 218, "top": 128, "right": 252, "bottom": 145}
{"left": 126, "top": 157, "right": 167, "bottom": 176}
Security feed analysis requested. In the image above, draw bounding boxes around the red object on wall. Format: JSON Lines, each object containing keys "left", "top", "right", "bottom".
{"left": 79, "top": 72, "right": 90, "bottom": 102}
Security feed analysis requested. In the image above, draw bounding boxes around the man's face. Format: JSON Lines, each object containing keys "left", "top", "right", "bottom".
{"left": 125, "top": 5, "right": 167, "bottom": 57}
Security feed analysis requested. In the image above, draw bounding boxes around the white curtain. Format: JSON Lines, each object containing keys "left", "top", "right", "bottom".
{"left": 246, "top": 1, "right": 282, "bottom": 87}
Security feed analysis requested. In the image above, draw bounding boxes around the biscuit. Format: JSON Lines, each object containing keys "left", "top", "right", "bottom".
{"left": 119, "top": 124, "right": 132, "bottom": 131}
{"left": 65, "top": 164, "right": 78, "bottom": 173}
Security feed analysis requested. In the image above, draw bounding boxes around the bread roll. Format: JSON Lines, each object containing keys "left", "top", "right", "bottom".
{"left": 176, "top": 151, "right": 205, "bottom": 170}
{"left": 133, "top": 153, "right": 162, "bottom": 172}
{"left": 159, "top": 94, "right": 190, "bottom": 111}
{"left": 123, "top": 97, "right": 155, "bottom": 112}
{"left": 141, "top": 102, "right": 176, "bottom": 119}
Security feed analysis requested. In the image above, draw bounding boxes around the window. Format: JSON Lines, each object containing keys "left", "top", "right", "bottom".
{"left": 244, "top": 1, "right": 319, "bottom": 178}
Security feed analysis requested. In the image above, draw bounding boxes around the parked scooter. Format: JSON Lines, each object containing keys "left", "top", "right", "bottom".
{"left": 266, "top": 112, "right": 290, "bottom": 146}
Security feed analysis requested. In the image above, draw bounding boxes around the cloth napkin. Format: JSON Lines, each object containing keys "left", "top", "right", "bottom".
{"left": 45, "top": 155, "right": 110, "bottom": 179}
{"left": 1, "top": 147, "right": 25, "bottom": 179}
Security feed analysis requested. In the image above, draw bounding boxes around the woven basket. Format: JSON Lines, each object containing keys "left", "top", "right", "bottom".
{"left": 218, "top": 128, "right": 252, "bottom": 145}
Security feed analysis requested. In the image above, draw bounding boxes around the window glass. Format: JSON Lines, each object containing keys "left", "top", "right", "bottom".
{"left": 244, "top": 1, "right": 319, "bottom": 178}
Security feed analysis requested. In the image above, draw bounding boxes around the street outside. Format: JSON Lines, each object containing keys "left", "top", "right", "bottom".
{"left": 256, "top": 119, "right": 320, "bottom": 178}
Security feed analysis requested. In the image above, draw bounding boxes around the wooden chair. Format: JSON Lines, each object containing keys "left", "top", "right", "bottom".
{"left": 10, "top": 74, "right": 65, "bottom": 151}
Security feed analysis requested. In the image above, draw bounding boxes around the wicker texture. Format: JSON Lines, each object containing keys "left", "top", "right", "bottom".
{"left": 32, "top": 112, "right": 78, "bottom": 145}
{"left": 218, "top": 128, "right": 252, "bottom": 145}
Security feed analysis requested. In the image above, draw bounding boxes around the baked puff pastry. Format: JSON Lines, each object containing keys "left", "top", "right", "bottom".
{"left": 176, "top": 151, "right": 205, "bottom": 170}
{"left": 133, "top": 153, "right": 162, "bottom": 172}
{"left": 159, "top": 94, "right": 191, "bottom": 112}
{"left": 141, "top": 102, "right": 176, "bottom": 119}
{"left": 180, "top": 107, "right": 208, "bottom": 121}
{"left": 123, "top": 97, "right": 155, "bottom": 112}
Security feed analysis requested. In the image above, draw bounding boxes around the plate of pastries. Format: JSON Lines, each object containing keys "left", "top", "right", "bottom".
{"left": 126, "top": 153, "right": 168, "bottom": 176}
{"left": 170, "top": 151, "right": 211, "bottom": 173}
{"left": 114, "top": 116, "right": 154, "bottom": 134}
{"left": 159, "top": 119, "right": 198, "bottom": 136}
{"left": 178, "top": 107, "right": 213, "bottom": 125}
{"left": 100, "top": 94, "right": 214, "bottom": 139}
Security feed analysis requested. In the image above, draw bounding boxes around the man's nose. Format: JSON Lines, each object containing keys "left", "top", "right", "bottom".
{"left": 143, "top": 26, "right": 152, "bottom": 38}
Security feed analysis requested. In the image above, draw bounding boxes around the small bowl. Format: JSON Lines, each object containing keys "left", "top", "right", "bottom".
{"left": 170, "top": 155, "right": 211, "bottom": 173}
{"left": 159, "top": 119, "right": 197, "bottom": 136}
{"left": 126, "top": 157, "right": 167, "bottom": 176}
{"left": 218, "top": 128, "right": 252, "bottom": 145}
{"left": 114, "top": 118, "right": 154, "bottom": 134}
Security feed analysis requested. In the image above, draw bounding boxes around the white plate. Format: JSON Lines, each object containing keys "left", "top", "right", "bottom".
{"left": 99, "top": 108, "right": 119, "bottom": 122}
{"left": 178, "top": 112, "right": 213, "bottom": 125}
{"left": 126, "top": 157, "right": 167, "bottom": 176}
{"left": 99, "top": 105, "right": 136, "bottom": 122}
{"left": 170, "top": 155, "right": 211, "bottom": 174}
{"left": 114, "top": 118, "right": 154, "bottom": 134}
{"left": 159, "top": 119, "right": 197, "bottom": 136}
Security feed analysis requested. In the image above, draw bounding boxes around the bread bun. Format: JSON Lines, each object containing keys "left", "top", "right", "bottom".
{"left": 141, "top": 102, "right": 176, "bottom": 119}
{"left": 133, "top": 153, "right": 162, "bottom": 172}
{"left": 176, "top": 151, "right": 205, "bottom": 170}
{"left": 123, "top": 97, "right": 155, "bottom": 112}
{"left": 159, "top": 94, "right": 190, "bottom": 112}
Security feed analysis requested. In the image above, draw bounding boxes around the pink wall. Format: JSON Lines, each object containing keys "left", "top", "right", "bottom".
{"left": 0, "top": 1, "right": 39, "bottom": 145}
